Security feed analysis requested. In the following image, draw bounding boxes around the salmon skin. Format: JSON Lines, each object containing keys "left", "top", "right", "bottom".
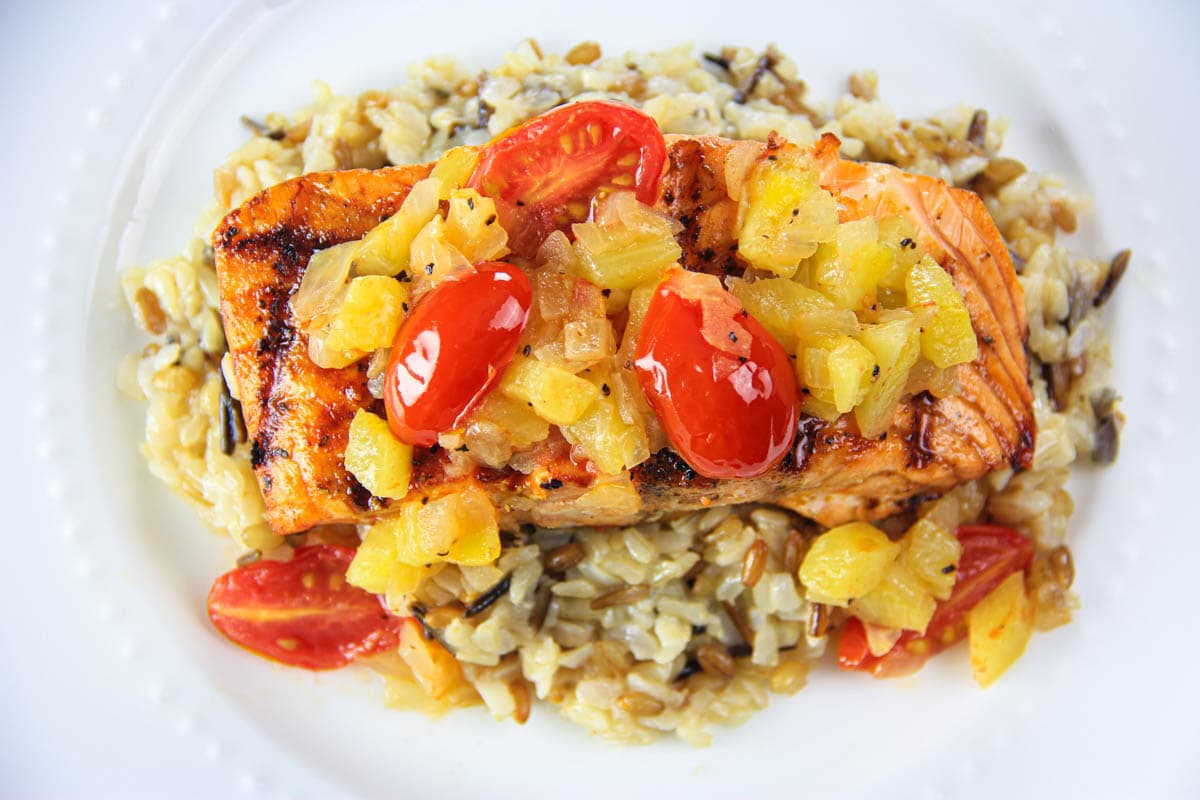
{"left": 215, "top": 134, "right": 1034, "bottom": 536}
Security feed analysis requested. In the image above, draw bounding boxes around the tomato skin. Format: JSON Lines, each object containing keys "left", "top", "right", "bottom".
{"left": 837, "top": 524, "right": 1034, "bottom": 677}
{"left": 633, "top": 269, "right": 799, "bottom": 479}
{"left": 385, "top": 262, "right": 532, "bottom": 447}
{"left": 467, "top": 100, "right": 667, "bottom": 255}
{"left": 207, "top": 545, "right": 402, "bottom": 671}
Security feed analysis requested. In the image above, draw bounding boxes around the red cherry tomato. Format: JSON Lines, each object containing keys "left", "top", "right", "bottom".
{"left": 467, "top": 100, "right": 667, "bottom": 255}
{"left": 634, "top": 269, "right": 799, "bottom": 479}
{"left": 837, "top": 524, "right": 1034, "bottom": 677}
{"left": 385, "top": 262, "right": 531, "bottom": 447}
{"left": 207, "top": 545, "right": 403, "bottom": 671}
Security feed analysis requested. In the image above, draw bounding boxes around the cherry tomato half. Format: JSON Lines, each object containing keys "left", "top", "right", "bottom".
{"left": 467, "top": 100, "right": 667, "bottom": 255}
{"left": 207, "top": 545, "right": 402, "bottom": 671}
{"left": 634, "top": 269, "right": 799, "bottom": 479}
{"left": 385, "top": 262, "right": 532, "bottom": 447}
{"left": 838, "top": 524, "right": 1034, "bottom": 677}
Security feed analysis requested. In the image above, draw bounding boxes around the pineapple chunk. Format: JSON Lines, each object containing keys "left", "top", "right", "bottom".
{"left": 793, "top": 308, "right": 861, "bottom": 346}
{"left": 351, "top": 176, "right": 443, "bottom": 276}
{"left": 799, "top": 522, "right": 900, "bottom": 607}
{"left": 799, "top": 335, "right": 876, "bottom": 414}
{"left": 409, "top": 215, "right": 473, "bottom": 289}
{"left": 849, "top": 559, "right": 938, "bottom": 633}
{"left": 464, "top": 390, "right": 551, "bottom": 466}
{"left": 307, "top": 275, "right": 408, "bottom": 369}
{"left": 575, "top": 473, "right": 642, "bottom": 516}
{"left": 563, "top": 318, "right": 616, "bottom": 364}
{"left": 345, "top": 521, "right": 399, "bottom": 594}
{"left": 801, "top": 394, "right": 842, "bottom": 422}
{"left": 727, "top": 277, "right": 839, "bottom": 352}
{"left": 904, "top": 358, "right": 960, "bottom": 399}
{"left": 809, "top": 218, "right": 895, "bottom": 310}
{"left": 572, "top": 192, "right": 681, "bottom": 291}
{"left": 902, "top": 519, "right": 962, "bottom": 600}
{"left": 344, "top": 409, "right": 413, "bottom": 500}
{"left": 410, "top": 486, "right": 501, "bottom": 567}
{"left": 561, "top": 370, "right": 650, "bottom": 474}
{"left": 428, "top": 145, "right": 480, "bottom": 189}
{"left": 535, "top": 263, "right": 574, "bottom": 322}
{"left": 906, "top": 256, "right": 978, "bottom": 368}
{"left": 350, "top": 484, "right": 500, "bottom": 599}
{"left": 385, "top": 563, "right": 444, "bottom": 610}
{"left": 853, "top": 313, "right": 921, "bottom": 438}
{"left": 875, "top": 215, "right": 923, "bottom": 303}
{"left": 738, "top": 154, "right": 839, "bottom": 277}
{"left": 444, "top": 188, "right": 509, "bottom": 264}
{"left": 968, "top": 571, "right": 1033, "bottom": 687}
{"left": 500, "top": 358, "right": 600, "bottom": 425}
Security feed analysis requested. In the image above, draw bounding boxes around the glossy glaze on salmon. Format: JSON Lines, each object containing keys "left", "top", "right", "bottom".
{"left": 215, "top": 134, "right": 1034, "bottom": 536}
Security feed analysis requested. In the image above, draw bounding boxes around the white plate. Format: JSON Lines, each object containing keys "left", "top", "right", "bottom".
{"left": 4, "top": 0, "right": 1199, "bottom": 797}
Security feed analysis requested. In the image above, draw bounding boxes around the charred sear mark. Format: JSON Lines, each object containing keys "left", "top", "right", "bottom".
{"left": 249, "top": 437, "right": 290, "bottom": 467}
{"left": 346, "top": 472, "right": 375, "bottom": 510}
{"left": 661, "top": 139, "right": 747, "bottom": 278}
{"left": 905, "top": 392, "right": 938, "bottom": 470}
{"left": 784, "top": 415, "right": 826, "bottom": 473}
{"left": 632, "top": 448, "right": 716, "bottom": 489}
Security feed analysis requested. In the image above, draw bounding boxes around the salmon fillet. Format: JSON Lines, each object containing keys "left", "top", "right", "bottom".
{"left": 215, "top": 134, "right": 1034, "bottom": 536}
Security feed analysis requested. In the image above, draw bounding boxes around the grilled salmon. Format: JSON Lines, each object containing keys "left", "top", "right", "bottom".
{"left": 215, "top": 134, "right": 1034, "bottom": 536}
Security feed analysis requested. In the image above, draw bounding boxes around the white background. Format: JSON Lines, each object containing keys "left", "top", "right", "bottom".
{"left": 2, "top": 1, "right": 1198, "bottom": 797}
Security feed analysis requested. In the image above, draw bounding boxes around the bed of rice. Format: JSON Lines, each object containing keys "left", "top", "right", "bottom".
{"left": 118, "top": 41, "right": 1124, "bottom": 745}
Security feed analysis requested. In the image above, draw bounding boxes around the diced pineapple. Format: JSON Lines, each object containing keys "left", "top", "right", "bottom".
{"left": 345, "top": 521, "right": 399, "bottom": 594}
{"left": 801, "top": 394, "right": 842, "bottom": 422}
{"left": 853, "top": 313, "right": 921, "bottom": 438}
{"left": 727, "top": 277, "right": 839, "bottom": 352}
{"left": 397, "top": 617, "right": 468, "bottom": 700}
{"left": 344, "top": 409, "right": 413, "bottom": 500}
{"left": 409, "top": 215, "right": 473, "bottom": 289}
{"left": 906, "top": 256, "right": 978, "bottom": 368}
{"left": 738, "top": 154, "right": 839, "bottom": 277}
{"left": 793, "top": 308, "right": 861, "bottom": 346}
{"left": 428, "top": 145, "right": 480, "bottom": 189}
{"left": 444, "top": 188, "right": 509, "bottom": 264}
{"left": 575, "top": 473, "right": 643, "bottom": 516}
{"left": 351, "top": 176, "right": 443, "bottom": 276}
{"left": 798, "top": 522, "right": 900, "bottom": 607}
{"left": 385, "top": 563, "right": 444, "bottom": 611}
{"left": 809, "top": 218, "right": 896, "bottom": 310}
{"left": 353, "top": 484, "right": 500, "bottom": 589}
{"left": 535, "top": 264, "right": 574, "bottom": 322}
{"left": 563, "top": 318, "right": 616, "bottom": 364}
{"left": 406, "top": 485, "right": 501, "bottom": 567}
{"left": 307, "top": 275, "right": 408, "bottom": 369}
{"left": 572, "top": 192, "right": 681, "bottom": 291}
{"left": 875, "top": 215, "right": 923, "bottom": 302}
{"left": 617, "top": 282, "right": 659, "bottom": 361}
{"left": 902, "top": 518, "right": 962, "bottom": 600}
{"left": 464, "top": 390, "right": 551, "bottom": 466}
{"left": 499, "top": 358, "right": 600, "bottom": 425}
{"left": 904, "top": 358, "right": 961, "bottom": 399}
{"left": 798, "top": 335, "right": 877, "bottom": 414}
{"left": 849, "top": 559, "right": 938, "bottom": 633}
{"left": 968, "top": 571, "right": 1034, "bottom": 687}
{"left": 561, "top": 370, "right": 650, "bottom": 474}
